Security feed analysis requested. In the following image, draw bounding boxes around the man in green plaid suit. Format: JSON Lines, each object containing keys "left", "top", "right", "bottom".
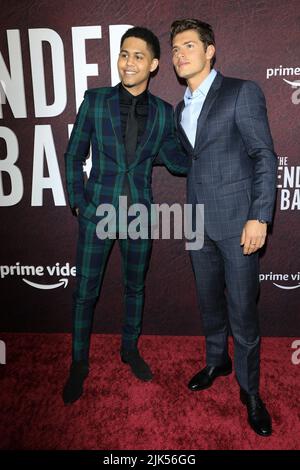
{"left": 63, "top": 27, "right": 188, "bottom": 404}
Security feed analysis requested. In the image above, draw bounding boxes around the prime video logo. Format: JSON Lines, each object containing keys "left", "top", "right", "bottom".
{"left": 259, "top": 272, "right": 300, "bottom": 290}
{"left": 266, "top": 65, "right": 300, "bottom": 86}
{"left": 266, "top": 66, "right": 300, "bottom": 105}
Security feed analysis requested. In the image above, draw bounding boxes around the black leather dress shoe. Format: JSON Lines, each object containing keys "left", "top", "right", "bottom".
{"left": 121, "top": 349, "right": 153, "bottom": 382}
{"left": 188, "top": 359, "right": 232, "bottom": 391}
{"left": 62, "top": 360, "right": 89, "bottom": 405}
{"left": 240, "top": 389, "right": 272, "bottom": 436}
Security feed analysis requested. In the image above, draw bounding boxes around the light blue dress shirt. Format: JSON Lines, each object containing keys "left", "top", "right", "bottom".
{"left": 181, "top": 68, "right": 217, "bottom": 148}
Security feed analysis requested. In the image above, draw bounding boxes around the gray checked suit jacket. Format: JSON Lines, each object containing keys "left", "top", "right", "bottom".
{"left": 175, "top": 72, "right": 278, "bottom": 241}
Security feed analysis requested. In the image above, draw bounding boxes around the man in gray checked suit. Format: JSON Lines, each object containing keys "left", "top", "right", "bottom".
{"left": 170, "top": 19, "right": 277, "bottom": 437}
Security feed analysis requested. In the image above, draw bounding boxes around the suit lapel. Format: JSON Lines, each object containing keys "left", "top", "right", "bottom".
{"left": 175, "top": 100, "right": 195, "bottom": 154}
{"left": 128, "top": 93, "right": 158, "bottom": 169}
{"left": 194, "top": 72, "right": 223, "bottom": 152}
{"left": 107, "top": 86, "right": 126, "bottom": 168}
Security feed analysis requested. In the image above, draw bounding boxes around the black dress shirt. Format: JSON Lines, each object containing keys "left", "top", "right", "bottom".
{"left": 119, "top": 84, "right": 148, "bottom": 146}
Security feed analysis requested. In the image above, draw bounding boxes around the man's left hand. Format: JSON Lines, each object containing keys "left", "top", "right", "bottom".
{"left": 240, "top": 220, "right": 267, "bottom": 255}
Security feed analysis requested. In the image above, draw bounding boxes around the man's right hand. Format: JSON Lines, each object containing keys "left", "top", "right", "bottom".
{"left": 75, "top": 207, "right": 79, "bottom": 217}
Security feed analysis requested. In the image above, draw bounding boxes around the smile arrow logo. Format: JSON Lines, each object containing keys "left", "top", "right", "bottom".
{"left": 273, "top": 282, "right": 300, "bottom": 290}
{"left": 22, "top": 278, "right": 69, "bottom": 289}
{"left": 283, "top": 78, "right": 300, "bottom": 87}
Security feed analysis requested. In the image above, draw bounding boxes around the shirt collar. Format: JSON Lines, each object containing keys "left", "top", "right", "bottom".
{"left": 119, "top": 83, "right": 148, "bottom": 104}
{"left": 184, "top": 69, "right": 217, "bottom": 103}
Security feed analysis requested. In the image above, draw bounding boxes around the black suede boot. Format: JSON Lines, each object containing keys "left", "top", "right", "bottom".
{"left": 121, "top": 349, "right": 153, "bottom": 382}
{"left": 62, "top": 360, "right": 89, "bottom": 405}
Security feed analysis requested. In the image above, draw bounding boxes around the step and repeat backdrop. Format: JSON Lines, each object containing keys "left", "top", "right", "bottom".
{"left": 0, "top": 0, "right": 299, "bottom": 336}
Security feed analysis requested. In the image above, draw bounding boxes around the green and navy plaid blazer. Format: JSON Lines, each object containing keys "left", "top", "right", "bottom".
{"left": 65, "top": 84, "right": 188, "bottom": 223}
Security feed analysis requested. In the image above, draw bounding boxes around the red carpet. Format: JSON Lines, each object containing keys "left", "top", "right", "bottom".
{"left": 0, "top": 334, "right": 299, "bottom": 450}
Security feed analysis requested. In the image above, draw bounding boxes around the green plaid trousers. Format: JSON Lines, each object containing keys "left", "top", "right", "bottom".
{"left": 72, "top": 213, "right": 152, "bottom": 362}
